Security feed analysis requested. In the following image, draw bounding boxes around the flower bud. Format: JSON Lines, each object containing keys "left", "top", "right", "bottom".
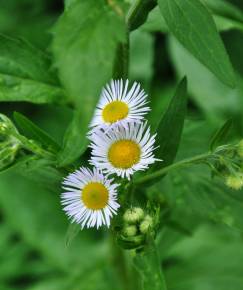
{"left": 225, "top": 173, "right": 243, "bottom": 190}
{"left": 237, "top": 140, "right": 243, "bottom": 158}
{"left": 123, "top": 225, "right": 137, "bottom": 237}
{"left": 139, "top": 215, "right": 153, "bottom": 234}
{"left": 0, "top": 140, "right": 20, "bottom": 170}
{"left": 123, "top": 207, "right": 144, "bottom": 224}
{"left": 0, "top": 114, "right": 19, "bottom": 139}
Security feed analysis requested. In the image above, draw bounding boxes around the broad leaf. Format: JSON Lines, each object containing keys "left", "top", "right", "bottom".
{"left": 14, "top": 112, "right": 60, "bottom": 154}
{"left": 153, "top": 78, "right": 187, "bottom": 170}
{"left": 158, "top": 0, "right": 235, "bottom": 87}
{"left": 0, "top": 34, "right": 66, "bottom": 104}
{"left": 52, "top": 0, "right": 126, "bottom": 165}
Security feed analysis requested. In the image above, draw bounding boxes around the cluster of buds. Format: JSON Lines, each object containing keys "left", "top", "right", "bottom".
{"left": 116, "top": 206, "right": 158, "bottom": 250}
{"left": 0, "top": 114, "right": 21, "bottom": 171}
{"left": 213, "top": 140, "right": 243, "bottom": 190}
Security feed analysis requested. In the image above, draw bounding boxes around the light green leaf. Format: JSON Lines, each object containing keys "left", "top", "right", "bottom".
{"left": 165, "top": 225, "right": 243, "bottom": 290}
{"left": 52, "top": 0, "right": 126, "bottom": 165}
{"left": 168, "top": 36, "right": 243, "bottom": 122}
{"left": 133, "top": 243, "right": 167, "bottom": 290}
{"left": 0, "top": 34, "right": 66, "bottom": 104}
{"left": 158, "top": 0, "right": 235, "bottom": 87}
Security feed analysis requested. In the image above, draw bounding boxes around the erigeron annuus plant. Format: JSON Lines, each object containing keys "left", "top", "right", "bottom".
{"left": 0, "top": 0, "right": 243, "bottom": 289}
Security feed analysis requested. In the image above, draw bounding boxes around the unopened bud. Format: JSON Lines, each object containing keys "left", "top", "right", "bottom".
{"left": 225, "top": 173, "right": 243, "bottom": 190}
{"left": 123, "top": 225, "right": 137, "bottom": 237}
{"left": 139, "top": 215, "right": 153, "bottom": 234}
{"left": 123, "top": 207, "right": 144, "bottom": 224}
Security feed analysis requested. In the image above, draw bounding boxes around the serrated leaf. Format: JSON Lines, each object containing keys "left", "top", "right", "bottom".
{"left": 210, "top": 119, "right": 233, "bottom": 150}
{"left": 0, "top": 34, "right": 66, "bottom": 104}
{"left": 158, "top": 0, "right": 235, "bottom": 87}
{"left": 52, "top": 0, "right": 125, "bottom": 166}
{"left": 13, "top": 112, "right": 60, "bottom": 154}
{"left": 153, "top": 78, "right": 187, "bottom": 171}
{"left": 133, "top": 242, "right": 167, "bottom": 290}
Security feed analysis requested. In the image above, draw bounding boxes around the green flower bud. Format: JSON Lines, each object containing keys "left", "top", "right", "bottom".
{"left": 0, "top": 114, "right": 18, "bottom": 135}
{"left": 123, "top": 207, "right": 144, "bottom": 224}
{"left": 225, "top": 173, "right": 243, "bottom": 190}
{"left": 123, "top": 225, "right": 137, "bottom": 237}
{"left": 0, "top": 140, "right": 20, "bottom": 170}
{"left": 237, "top": 140, "right": 243, "bottom": 158}
{"left": 139, "top": 215, "right": 153, "bottom": 234}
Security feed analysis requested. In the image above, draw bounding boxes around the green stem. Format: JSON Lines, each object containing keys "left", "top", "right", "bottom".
{"left": 134, "top": 152, "right": 212, "bottom": 185}
{"left": 113, "top": 30, "right": 129, "bottom": 79}
{"left": 12, "top": 132, "right": 54, "bottom": 159}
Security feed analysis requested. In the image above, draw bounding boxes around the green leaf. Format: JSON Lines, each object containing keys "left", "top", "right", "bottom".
{"left": 12, "top": 156, "right": 63, "bottom": 192}
{"left": 165, "top": 225, "right": 243, "bottom": 290}
{"left": 13, "top": 112, "right": 60, "bottom": 154}
{"left": 57, "top": 109, "right": 88, "bottom": 166}
{"left": 202, "top": 0, "right": 243, "bottom": 24}
{"left": 52, "top": 0, "right": 126, "bottom": 164}
{"left": 210, "top": 119, "right": 233, "bottom": 150}
{"left": 127, "top": 0, "right": 157, "bottom": 31}
{"left": 133, "top": 243, "right": 167, "bottom": 290}
{"left": 158, "top": 0, "right": 235, "bottom": 87}
{"left": 0, "top": 34, "right": 66, "bottom": 104}
{"left": 65, "top": 222, "right": 81, "bottom": 247}
{"left": 153, "top": 78, "right": 187, "bottom": 171}
{"left": 168, "top": 36, "right": 243, "bottom": 122}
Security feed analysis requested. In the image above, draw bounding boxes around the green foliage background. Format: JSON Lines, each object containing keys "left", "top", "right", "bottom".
{"left": 0, "top": 0, "right": 243, "bottom": 289}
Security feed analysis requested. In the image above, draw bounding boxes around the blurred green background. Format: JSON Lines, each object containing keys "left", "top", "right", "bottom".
{"left": 0, "top": 0, "right": 243, "bottom": 289}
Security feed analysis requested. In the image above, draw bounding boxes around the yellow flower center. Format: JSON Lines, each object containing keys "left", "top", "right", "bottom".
{"left": 108, "top": 140, "right": 141, "bottom": 169}
{"left": 81, "top": 182, "right": 109, "bottom": 210}
{"left": 102, "top": 101, "right": 129, "bottom": 123}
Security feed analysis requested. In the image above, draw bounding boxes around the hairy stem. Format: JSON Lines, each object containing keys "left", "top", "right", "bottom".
{"left": 134, "top": 152, "right": 212, "bottom": 185}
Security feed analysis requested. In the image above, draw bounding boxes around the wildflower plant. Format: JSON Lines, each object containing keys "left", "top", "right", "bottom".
{"left": 0, "top": 1, "right": 243, "bottom": 290}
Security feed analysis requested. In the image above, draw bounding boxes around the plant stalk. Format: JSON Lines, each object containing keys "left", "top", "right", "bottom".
{"left": 134, "top": 152, "right": 212, "bottom": 185}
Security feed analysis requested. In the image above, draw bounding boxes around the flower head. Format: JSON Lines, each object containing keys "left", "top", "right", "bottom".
{"left": 90, "top": 79, "right": 150, "bottom": 132}
{"left": 89, "top": 122, "right": 159, "bottom": 179}
{"left": 62, "top": 167, "right": 120, "bottom": 229}
{"left": 225, "top": 173, "right": 243, "bottom": 190}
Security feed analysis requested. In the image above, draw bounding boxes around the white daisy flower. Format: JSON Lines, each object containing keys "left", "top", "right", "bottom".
{"left": 89, "top": 122, "right": 159, "bottom": 180}
{"left": 90, "top": 79, "right": 150, "bottom": 132}
{"left": 61, "top": 167, "right": 120, "bottom": 229}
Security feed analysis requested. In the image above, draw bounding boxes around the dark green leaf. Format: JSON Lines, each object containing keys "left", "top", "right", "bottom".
{"left": 52, "top": 0, "right": 126, "bottom": 163}
{"left": 13, "top": 112, "right": 60, "bottom": 153}
{"left": 133, "top": 242, "right": 167, "bottom": 290}
{"left": 158, "top": 0, "right": 235, "bottom": 87}
{"left": 127, "top": 0, "right": 157, "bottom": 31}
{"left": 0, "top": 34, "right": 66, "bottom": 104}
{"left": 210, "top": 119, "right": 233, "bottom": 150}
{"left": 152, "top": 78, "right": 187, "bottom": 171}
